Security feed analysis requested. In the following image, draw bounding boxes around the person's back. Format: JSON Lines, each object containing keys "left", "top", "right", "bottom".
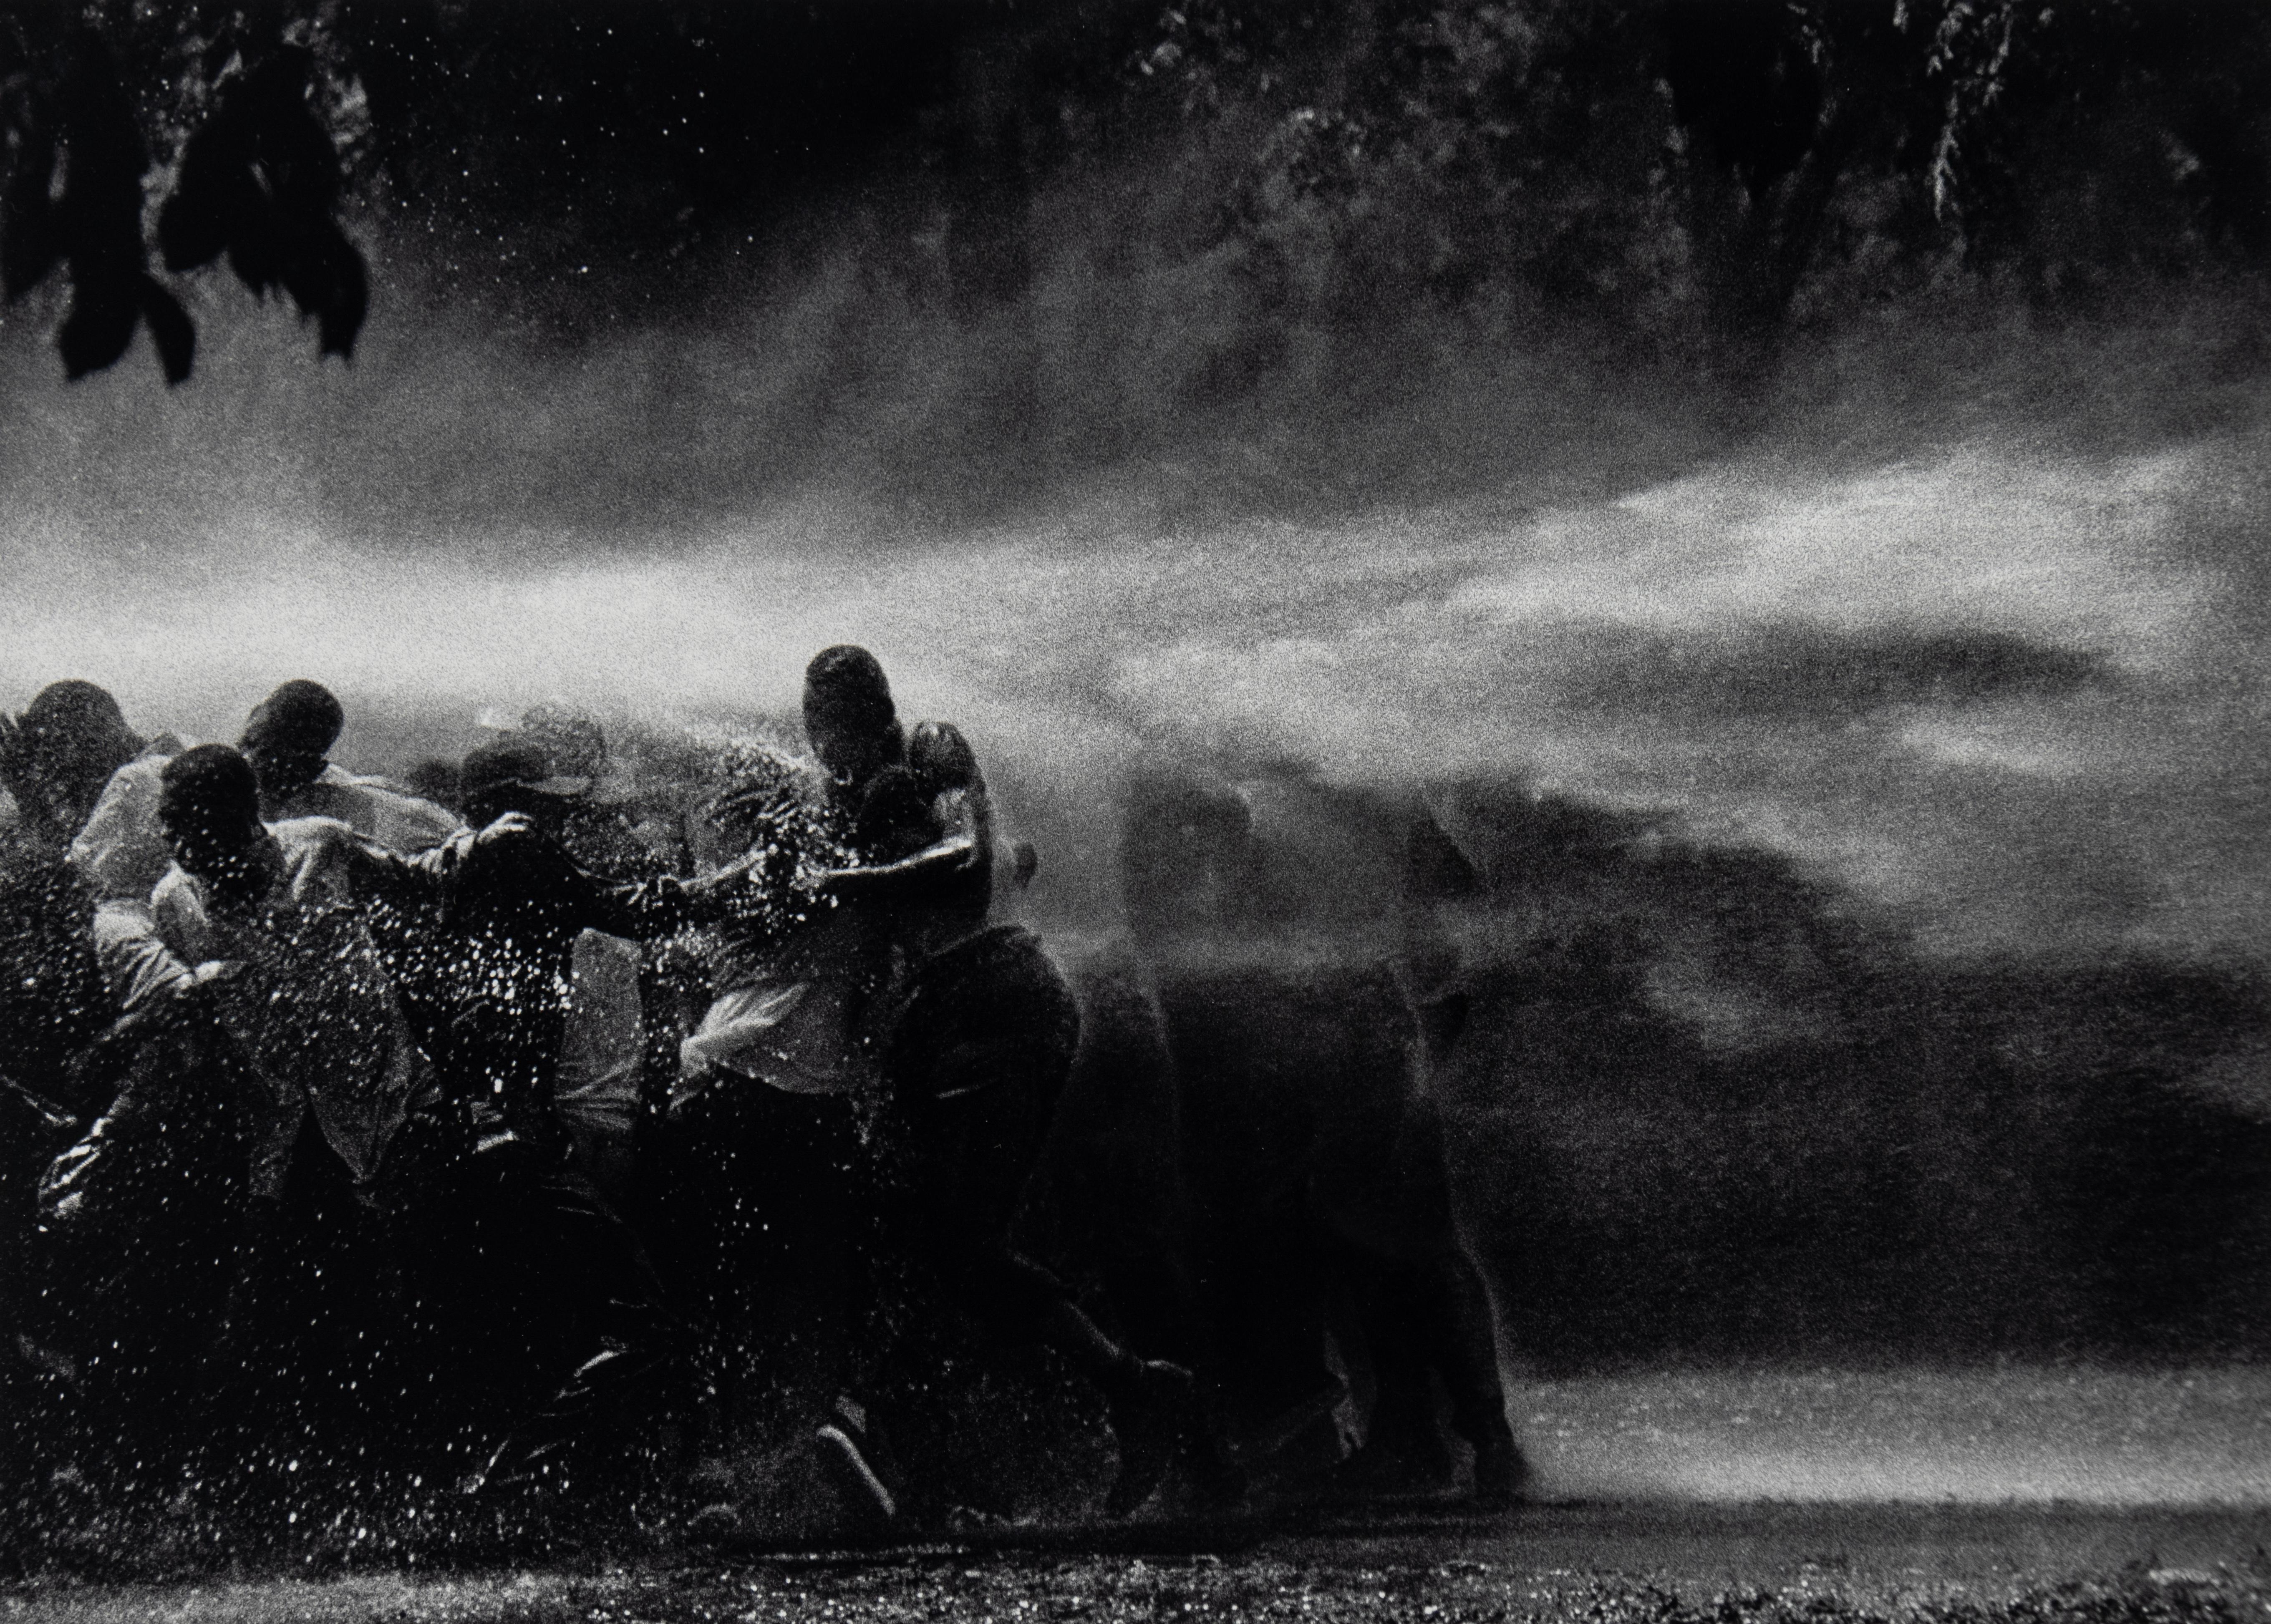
{"left": 677, "top": 741, "right": 882, "bottom": 1102}
{"left": 282, "top": 763, "right": 459, "bottom": 853}
{"left": 69, "top": 735, "right": 188, "bottom": 904}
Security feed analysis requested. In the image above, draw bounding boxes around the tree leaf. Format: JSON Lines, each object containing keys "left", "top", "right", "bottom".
{"left": 58, "top": 269, "right": 137, "bottom": 378}
{"left": 138, "top": 273, "right": 194, "bottom": 384}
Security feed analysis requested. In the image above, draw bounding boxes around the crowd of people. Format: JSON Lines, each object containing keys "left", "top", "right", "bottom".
{"left": 0, "top": 647, "right": 1200, "bottom": 1541}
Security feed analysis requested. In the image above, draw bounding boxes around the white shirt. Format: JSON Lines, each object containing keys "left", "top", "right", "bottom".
{"left": 67, "top": 736, "right": 184, "bottom": 902}
{"left": 277, "top": 763, "right": 460, "bottom": 853}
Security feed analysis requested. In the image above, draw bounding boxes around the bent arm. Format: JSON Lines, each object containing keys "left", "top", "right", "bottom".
{"left": 90, "top": 899, "right": 199, "bottom": 1015}
{"left": 819, "top": 791, "right": 984, "bottom": 896}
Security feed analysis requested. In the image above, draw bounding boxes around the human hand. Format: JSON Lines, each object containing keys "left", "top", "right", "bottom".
{"left": 473, "top": 811, "right": 540, "bottom": 848}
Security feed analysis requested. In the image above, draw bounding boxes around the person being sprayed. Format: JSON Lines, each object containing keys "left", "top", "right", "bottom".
{"left": 318, "top": 736, "right": 751, "bottom": 1504}
{"left": 0, "top": 684, "right": 167, "bottom": 1501}
{"left": 69, "top": 745, "right": 460, "bottom": 1501}
{"left": 0, "top": 683, "right": 149, "bottom": 1111}
{"left": 661, "top": 647, "right": 912, "bottom": 1526}
{"left": 237, "top": 679, "right": 459, "bottom": 852}
{"left": 67, "top": 678, "right": 459, "bottom": 940}
{"left": 0, "top": 682, "right": 149, "bottom": 866}
{"left": 815, "top": 713, "right": 1201, "bottom": 1525}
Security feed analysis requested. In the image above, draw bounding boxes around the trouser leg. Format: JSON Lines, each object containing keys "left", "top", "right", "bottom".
{"left": 466, "top": 1144, "right": 691, "bottom": 1494}
{"left": 193, "top": 1128, "right": 368, "bottom": 1494}
{"left": 861, "top": 1072, "right": 1194, "bottom": 1516}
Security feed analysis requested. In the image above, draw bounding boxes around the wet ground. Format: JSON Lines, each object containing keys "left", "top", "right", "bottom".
{"left": 1514, "top": 1369, "right": 2271, "bottom": 1506}
{"left": 6, "top": 1370, "right": 2269, "bottom": 1624}
{"left": 3, "top": 1506, "right": 2268, "bottom": 1624}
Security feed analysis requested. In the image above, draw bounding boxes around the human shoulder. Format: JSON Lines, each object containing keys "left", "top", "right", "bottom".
{"left": 271, "top": 813, "right": 358, "bottom": 849}
{"left": 303, "top": 767, "right": 462, "bottom": 851}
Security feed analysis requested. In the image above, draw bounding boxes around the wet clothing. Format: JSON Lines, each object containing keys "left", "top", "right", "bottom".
{"left": 675, "top": 752, "right": 885, "bottom": 1109}
{"left": 338, "top": 822, "right": 711, "bottom": 1143}
{"left": 275, "top": 763, "right": 460, "bottom": 853}
{"left": 678, "top": 968, "right": 868, "bottom": 1100}
{"left": 70, "top": 750, "right": 456, "bottom": 913}
{"left": 66, "top": 735, "right": 186, "bottom": 903}
{"left": 108, "top": 819, "right": 443, "bottom": 1209}
{"left": 557, "top": 929, "right": 645, "bottom": 1168}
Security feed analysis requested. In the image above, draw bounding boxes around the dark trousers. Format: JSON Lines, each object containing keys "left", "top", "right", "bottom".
{"left": 655, "top": 1083, "right": 860, "bottom": 1451}
{"left": 193, "top": 1116, "right": 382, "bottom": 1491}
{"left": 386, "top": 1136, "right": 687, "bottom": 1493}
{"left": 863, "top": 1069, "right": 1071, "bottom": 1359}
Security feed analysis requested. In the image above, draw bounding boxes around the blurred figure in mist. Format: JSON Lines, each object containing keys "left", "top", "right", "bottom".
{"left": 1104, "top": 765, "right": 1525, "bottom": 1506}
{"left": 832, "top": 715, "right": 1200, "bottom": 1523}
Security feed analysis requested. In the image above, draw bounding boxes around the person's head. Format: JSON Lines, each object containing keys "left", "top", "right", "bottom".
{"left": 8, "top": 681, "right": 139, "bottom": 829}
{"left": 239, "top": 680, "right": 343, "bottom": 802}
{"left": 157, "top": 745, "right": 267, "bottom": 887}
{"left": 458, "top": 738, "right": 587, "bottom": 829}
{"left": 803, "top": 645, "right": 903, "bottom": 792}
{"left": 854, "top": 764, "right": 934, "bottom": 861}
{"left": 403, "top": 758, "right": 461, "bottom": 812}
{"left": 518, "top": 705, "right": 607, "bottom": 784}
{"left": 907, "top": 720, "right": 982, "bottom": 799}
{"left": 1119, "top": 769, "right": 1257, "bottom": 942}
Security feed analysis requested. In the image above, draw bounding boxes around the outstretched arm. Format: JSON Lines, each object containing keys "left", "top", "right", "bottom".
{"left": 816, "top": 791, "right": 984, "bottom": 897}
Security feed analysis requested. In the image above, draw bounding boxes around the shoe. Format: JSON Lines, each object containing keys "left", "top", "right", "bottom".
{"left": 813, "top": 1422, "right": 897, "bottom": 1531}
{"left": 1104, "top": 1358, "right": 1195, "bottom": 1517}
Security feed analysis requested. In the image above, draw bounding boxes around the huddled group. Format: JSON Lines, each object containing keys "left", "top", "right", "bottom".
{"left": 0, "top": 647, "right": 1200, "bottom": 1540}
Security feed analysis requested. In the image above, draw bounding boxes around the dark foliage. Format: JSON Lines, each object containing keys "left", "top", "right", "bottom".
{"left": 0, "top": 11, "right": 367, "bottom": 382}
{"left": 159, "top": 44, "right": 364, "bottom": 357}
{"left": 4, "top": 2, "right": 2270, "bottom": 386}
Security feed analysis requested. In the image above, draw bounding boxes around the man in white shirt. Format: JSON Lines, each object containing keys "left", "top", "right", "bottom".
{"left": 69, "top": 679, "right": 458, "bottom": 909}
{"left": 240, "top": 679, "right": 460, "bottom": 850}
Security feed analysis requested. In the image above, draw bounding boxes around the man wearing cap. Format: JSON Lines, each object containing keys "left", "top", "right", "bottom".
{"left": 345, "top": 736, "right": 712, "bottom": 1150}
{"left": 321, "top": 735, "right": 748, "bottom": 1498}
